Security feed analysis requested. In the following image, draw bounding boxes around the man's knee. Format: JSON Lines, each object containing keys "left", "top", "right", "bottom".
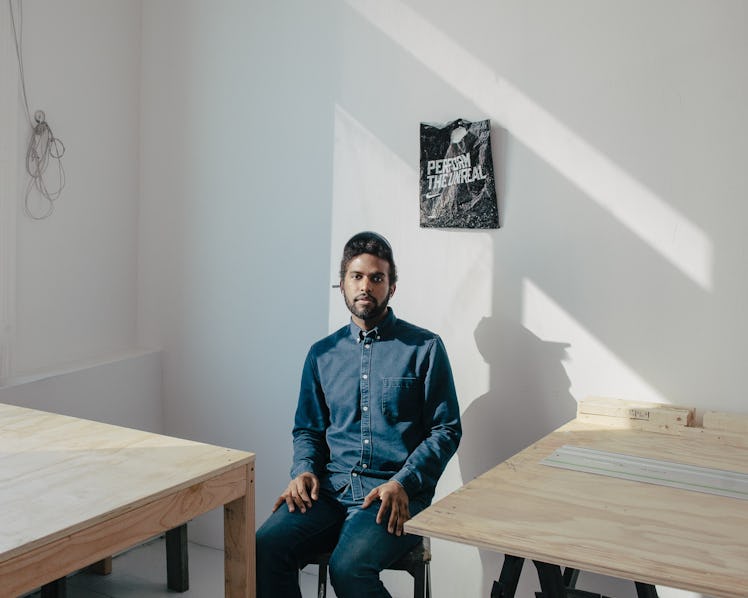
{"left": 256, "top": 516, "right": 295, "bottom": 569}
{"left": 328, "top": 546, "right": 380, "bottom": 592}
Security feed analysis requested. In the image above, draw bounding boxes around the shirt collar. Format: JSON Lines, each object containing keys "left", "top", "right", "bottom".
{"left": 349, "top": 308, "right": 396, "bottom": 342}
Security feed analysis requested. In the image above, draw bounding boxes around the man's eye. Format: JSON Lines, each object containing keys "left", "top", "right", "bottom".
{"left": 372, "top": 276, "right": 384, "bottom": 283}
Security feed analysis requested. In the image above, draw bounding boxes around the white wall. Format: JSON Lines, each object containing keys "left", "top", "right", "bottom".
{"left": 324, "top": 3, "right": 747, "bottom": 596}
{"left": 3, "top": 1, "right": 748, "bottom": 597}
{"left": 138, "top": 0, "right": 337, "bottom": 550}
{"left": 137, "top": 0, "right": 337, "bottom": 449}
{"left": 141, "top": 2, "right": 748, "bottom": 597}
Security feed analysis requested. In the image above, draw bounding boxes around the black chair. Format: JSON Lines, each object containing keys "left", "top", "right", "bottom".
{"left": 302, "top": 537, "right": 431, "bottom": 598}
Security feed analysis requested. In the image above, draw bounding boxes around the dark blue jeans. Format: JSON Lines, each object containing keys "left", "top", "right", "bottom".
{"left": 256, "top": 488, "right": 427, "bottom": 598}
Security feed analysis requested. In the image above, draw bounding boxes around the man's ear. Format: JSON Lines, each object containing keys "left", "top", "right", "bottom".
{"left": 389, "top": 284, "right": 396, "bottom": 298}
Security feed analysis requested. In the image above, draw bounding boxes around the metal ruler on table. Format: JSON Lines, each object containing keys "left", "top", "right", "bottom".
{"left": 541, "top": 445, "right": 748, "bottom": 500}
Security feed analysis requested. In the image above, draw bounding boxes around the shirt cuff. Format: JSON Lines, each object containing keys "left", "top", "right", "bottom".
{"left": 391, "top": 468, "right": 419, "bottom": 497}
{"left": 290, "top": 461, "right": 316, "bottom": 479}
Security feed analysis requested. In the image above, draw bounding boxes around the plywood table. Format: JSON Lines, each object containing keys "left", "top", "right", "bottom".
{"left": 405, "top": 402, "right": 748, "bottom": 598}
{"left": 0, "top": 403, "right": 255, "bottom": 598}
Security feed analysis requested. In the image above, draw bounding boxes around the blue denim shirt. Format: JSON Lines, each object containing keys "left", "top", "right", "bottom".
{"left": 291, "top": 309, "right": 461, "bottom": 503}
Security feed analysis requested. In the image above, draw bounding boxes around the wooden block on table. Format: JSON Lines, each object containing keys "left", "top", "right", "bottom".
{"left": 680, "top": 425, "right": 748, "bottom": 449}
{"left": 703, "top": 410, "right": 748, "bottom": 433}
{"left": 577, "top": 397, "right": 695, "bottom": 430}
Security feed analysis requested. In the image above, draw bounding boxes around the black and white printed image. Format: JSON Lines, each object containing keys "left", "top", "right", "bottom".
{"left": 419, "top": 118, "right": 499, "bottom": 229}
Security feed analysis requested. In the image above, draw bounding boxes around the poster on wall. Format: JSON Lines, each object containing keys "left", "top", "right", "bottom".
{"left": 419, "top": 118, "right": 499, "bottom": 229}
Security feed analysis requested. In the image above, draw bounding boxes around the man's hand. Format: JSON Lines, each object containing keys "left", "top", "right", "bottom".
{"left": 272, "top": 472, "right": 320, "bottom": 513}
{"left": 361, "top": 480, "right": 410, "bottom": 536}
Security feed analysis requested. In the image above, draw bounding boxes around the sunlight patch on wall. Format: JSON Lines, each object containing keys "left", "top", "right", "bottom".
{"left": 345, "top": 0, "right": 713, "bottom": 291}
{"left": 330, "top": 104, "right": 491, "bottom": 405}
{"left": 522, "top": 278, "right": 666, "bottom": 403}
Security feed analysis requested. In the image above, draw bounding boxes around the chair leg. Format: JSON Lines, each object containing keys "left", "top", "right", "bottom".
{"left": 412, "top": 564, "right": 424, "bottom": 598}
{"left": 317, "top": 558, "right": 328, "bottom": 598}
{"left": 411, "top": 561, "right": 431, "bottom": 598}
{"left": 166, "top": 523, "right": 189, "bottom": 592}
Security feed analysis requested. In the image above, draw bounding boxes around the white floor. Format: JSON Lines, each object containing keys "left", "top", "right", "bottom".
{"left": 20, "top": 537, "right": 687, "bottom": 598}
{"left": 23, "top": 536, "right": 323, "bottom": 598}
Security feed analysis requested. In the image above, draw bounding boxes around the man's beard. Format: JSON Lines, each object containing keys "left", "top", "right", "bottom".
{"left": 345, "top": 292, "right": 390, "bottom": 322}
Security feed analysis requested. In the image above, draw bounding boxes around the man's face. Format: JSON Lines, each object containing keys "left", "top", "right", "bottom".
{"left": 341, "top": 253, "right": 396, "bottom": 328}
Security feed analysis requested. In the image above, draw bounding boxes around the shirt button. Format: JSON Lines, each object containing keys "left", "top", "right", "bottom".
{"left": 362, "top": 464, "right": 367, "bottom": 468}
{"left": 363, "top": 406, "right": 368, "bottom": 411}
{"left": 362, "top": 374, "right": 368, "bottom": 379}
{"left": 364, "top": 344, "right": 370, "bottom": 349}
{"left": 352, "top": 472, "right": 358, "bottom": 477}
{"left": 364, "top": 439, "right": 369, "bottom": 444}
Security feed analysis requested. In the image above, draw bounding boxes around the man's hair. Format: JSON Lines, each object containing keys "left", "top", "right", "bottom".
{"left": 339, "top": 231, "right": 398, "bottom": 284}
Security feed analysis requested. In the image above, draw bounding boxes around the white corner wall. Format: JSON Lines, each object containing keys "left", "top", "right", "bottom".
{"left": 1, "top": 2, "right": 160, "bottom": 434}
{"left": 12, "top": 0, "right": 141, "bottom": 375}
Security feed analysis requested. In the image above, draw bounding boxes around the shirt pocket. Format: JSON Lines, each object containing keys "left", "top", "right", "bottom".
{"left": 381, "top": 377, "right": 421, "bottom": 423}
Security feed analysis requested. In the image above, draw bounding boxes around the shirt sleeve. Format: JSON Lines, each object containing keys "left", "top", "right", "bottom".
{"left": 290, "top": 350, "right": 330, "bottom": 479}
{"left": 391, "top": 336, "right": 462, "bottom": 498}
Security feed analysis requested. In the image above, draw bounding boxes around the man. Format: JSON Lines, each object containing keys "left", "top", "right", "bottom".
{"left": 256, "top": 231, "right": 461, "bottom": 598}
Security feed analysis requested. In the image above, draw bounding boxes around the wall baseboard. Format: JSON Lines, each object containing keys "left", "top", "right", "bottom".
{"left": 0, "top": 349, "right": 163, "bottom": 433}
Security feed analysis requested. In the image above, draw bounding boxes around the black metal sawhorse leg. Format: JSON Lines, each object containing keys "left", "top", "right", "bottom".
{"left": 491, "top": 554, "right": 525, "bottom": 597}
{"left": 491, "top": 554, "right": 659, "bottom": 598}
{"left": 491, "top": 555, "right": 581, "bottom": 598}
{"left": 533, "top": 560, "right": 569, "bottom": 598}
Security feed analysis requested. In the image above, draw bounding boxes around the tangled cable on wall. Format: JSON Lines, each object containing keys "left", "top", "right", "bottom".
{"left": 9, "top": 0, "right": 67, "bottom": 220}
{"left": 24, "top": 110, "right": 65, "bottom": 219}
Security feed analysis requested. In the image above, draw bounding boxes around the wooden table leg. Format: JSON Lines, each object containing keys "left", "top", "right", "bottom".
{"left": 87, "top": 556, "right": 113, "bottom": 576}
{"left": 224, "top": 462, "right": 255, "bottom": 598}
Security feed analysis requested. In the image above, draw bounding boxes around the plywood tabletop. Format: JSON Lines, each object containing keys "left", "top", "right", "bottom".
{"left": 405, "top": 418, "right": 748, "bottom": 598}
{"left": 0, "top": 402, "right": 254, "bottom": 562}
